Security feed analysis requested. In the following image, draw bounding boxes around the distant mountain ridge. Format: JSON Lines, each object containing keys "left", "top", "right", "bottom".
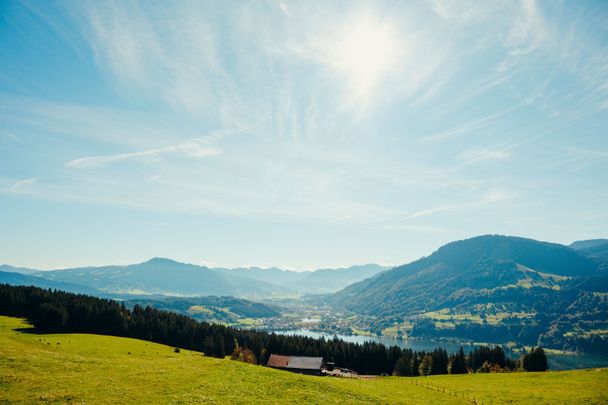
{"left": 0, "top": 259, "right": 388, "bottom": 299}
{"left": 0, "top": 270, "right": 104, "bottom": 296}
{"left": 215, "top": 263, "right": 389, "bottom": 294}
{"left": 570, "top": 239, "right": 608, "bottom": 250}
{"left": 213, "top": 267, "right": 308, "bottom": 286}
{"left": 47, "top": 257, "right": 237, "bottom": 296}
{"left": 0, "top": 264, "right": 40, "bottom": 276}
{"left": 570, "top": 239, "right": 608, "bottom": 266}
{"left": 284, "top": 264, "right": 389, "bottom": 294}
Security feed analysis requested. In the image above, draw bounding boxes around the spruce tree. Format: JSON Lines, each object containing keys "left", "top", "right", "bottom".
{"left": 449, "top": 347, "right": 468, "bottom": 374}
{"left": 522, "top": 347, "right": 548, "bottom": 371}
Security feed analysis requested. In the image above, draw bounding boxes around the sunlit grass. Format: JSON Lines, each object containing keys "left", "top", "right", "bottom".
{"left": 1, "top": 316, "right": 606, "bottom": 404}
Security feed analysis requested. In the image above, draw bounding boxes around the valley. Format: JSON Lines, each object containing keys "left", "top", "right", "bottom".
{"left": 1, "top": 235, "right": 607, "bottom": 364}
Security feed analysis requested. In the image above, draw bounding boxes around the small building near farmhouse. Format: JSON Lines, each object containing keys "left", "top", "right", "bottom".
{"left": 267, "top": 354, "right": 324, "bottom": 376}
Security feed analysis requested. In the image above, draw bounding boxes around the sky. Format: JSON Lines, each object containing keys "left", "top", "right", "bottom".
{"left": 1, "top": 0, "right": 607, "bottom": 270}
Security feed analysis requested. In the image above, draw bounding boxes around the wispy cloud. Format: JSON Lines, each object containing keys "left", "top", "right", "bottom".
{"left": 363, "top": 222, "right": 450, "bottom": 233}
{"left": 402, "top": 189, "right": 510, "bottom": 220}
{"left": 9, "top": 177, "right": 37, "bottom": 191}
{"left": 72, "top": 1, "right": 231, "bottom": 115}
{"left": 544, "top": 147, "right": 608, "bottom": 173}
{"left": 505, "top": 0, "right": 550, "bottom": 56}
{"left": 1, "top": 131, "right": 21, "bottom": 142}
{"left": 419, "top": 104, "right": 522, "bottom": 143}
{"left": 367, "top": 188, "right": 512, "bottom": 231}
{"left": 0, "top": 94, "right": 180, "bottom": 148}
{"left": 430, "top": 0, "right": 502, "bottom": 23}
{"left": 65, "top": 136, "right": 221, "bottom": 169}
{"left": 457, "top": 147, "right": 511, "bottom": 164}
{"left": 455, "top": 142, "right": 526, "bottom": 167}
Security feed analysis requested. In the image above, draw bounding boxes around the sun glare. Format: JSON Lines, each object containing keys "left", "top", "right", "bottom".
{"left": 330, "top": 14, "right": 400, "bottom": 102}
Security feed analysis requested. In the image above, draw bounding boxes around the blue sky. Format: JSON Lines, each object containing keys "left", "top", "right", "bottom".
{"left": 1, "top": 0, "right": 607, "bottom": 270}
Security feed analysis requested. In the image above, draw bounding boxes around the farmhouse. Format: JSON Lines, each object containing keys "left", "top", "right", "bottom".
{"left": 267, "top": 354, "right": 324, "bottom": 376}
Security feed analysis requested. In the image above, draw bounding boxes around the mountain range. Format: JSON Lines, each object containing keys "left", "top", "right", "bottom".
{"left": 215, "top": 263, "right": 388, "bottom": 294}
{"left": 0, "top": 259, "right": 388, "bottom": 299}
{"left": 330, "top": 235, "right": 608, "bottom": 353}
{"left": 2, "top": 234, "right": 606, "bottom": 353}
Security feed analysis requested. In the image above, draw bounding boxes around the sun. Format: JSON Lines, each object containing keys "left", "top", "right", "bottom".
{"left": 328, "top": 13, "right": 401, "bottom": 102}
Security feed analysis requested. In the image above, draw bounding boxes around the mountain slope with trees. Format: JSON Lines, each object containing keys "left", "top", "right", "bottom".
{"left": 123, "top": 295, "right": 280, "bottom": 324}
{"left": 330, "top": 235, "right": 608, "bottom": 353}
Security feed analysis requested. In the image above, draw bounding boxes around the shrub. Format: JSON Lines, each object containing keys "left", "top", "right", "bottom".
{"left": 230, "top": 347, "right": 256, "bottom": 364}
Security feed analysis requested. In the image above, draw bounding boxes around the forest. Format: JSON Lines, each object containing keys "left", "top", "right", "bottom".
{"left": 0, "top": 284, "right": 547, "bottom": 375}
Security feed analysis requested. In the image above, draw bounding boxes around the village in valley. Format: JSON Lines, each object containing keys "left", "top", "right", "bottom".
{"left": 253, "top": 299, "right": 378, "bottom": 337}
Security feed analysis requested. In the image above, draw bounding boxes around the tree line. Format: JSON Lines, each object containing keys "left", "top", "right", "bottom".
{"left": 0, "top": 284, "right": 547, "bottom": 375}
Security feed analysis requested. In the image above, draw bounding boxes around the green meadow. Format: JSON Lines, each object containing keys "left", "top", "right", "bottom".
{"left": 0, "top": 316, "right": 606, "bottom": 404}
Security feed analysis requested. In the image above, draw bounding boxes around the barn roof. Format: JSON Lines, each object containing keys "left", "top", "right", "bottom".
{"left": 267, "top": 354, "right": 324, "bottom": 370}
{"left": 286, "top": 356, "right": 324, "bottom": 370}
{"left": 267, "top": 354, "right": 290, "bottom": 368}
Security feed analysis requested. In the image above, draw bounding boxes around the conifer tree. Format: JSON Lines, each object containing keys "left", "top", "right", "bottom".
{"left": 449, "top": 347, "right": 468, "bottom": 374}
{"left": 522, "top": 347, "right": 548, "bottom": 371}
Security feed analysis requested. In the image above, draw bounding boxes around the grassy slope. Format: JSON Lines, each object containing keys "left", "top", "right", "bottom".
{"left": 0, "top": 317, "right": 606, "bottom": 404}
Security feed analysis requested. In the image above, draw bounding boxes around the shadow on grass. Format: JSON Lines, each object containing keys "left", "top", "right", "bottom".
{"left": 13, "top": 326, "right": 48, "bottom": 334}
{"left": 6, "top": 317, "right": 62, "bottom": 335}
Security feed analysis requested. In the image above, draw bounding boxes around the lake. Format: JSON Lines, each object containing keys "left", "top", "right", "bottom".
{"left": 273, "top": 329, "right": 608, "bottom": 371}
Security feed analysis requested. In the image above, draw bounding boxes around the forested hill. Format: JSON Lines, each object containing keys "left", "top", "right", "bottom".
{"left": 329, "top": 235, "right": 608, "bottom": 353}
{"left": 332, "top": 235, "right": 605, "bottom": 313}
{"left": 123, "top": 295, "right": 280, "bottom": 323}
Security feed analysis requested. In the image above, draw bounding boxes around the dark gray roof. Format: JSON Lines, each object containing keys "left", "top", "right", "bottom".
{"left": 286, "top": 356, "right": 324, "bottom": 370}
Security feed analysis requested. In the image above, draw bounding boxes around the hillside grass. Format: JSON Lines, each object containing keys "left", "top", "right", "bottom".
{"left": 1, "top": 316, "right": 606, "bottom": 404}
